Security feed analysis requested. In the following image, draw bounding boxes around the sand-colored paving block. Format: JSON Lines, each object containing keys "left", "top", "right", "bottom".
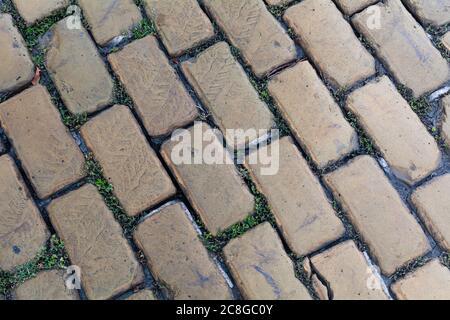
{"left": 334, "top": 0, "right": 378, "bottom": 15}
{"left": 403, "top": 0, "right": 450, "bottom": 27}
{"left": 12, "top": 0, "right": 69, "bottom": 25}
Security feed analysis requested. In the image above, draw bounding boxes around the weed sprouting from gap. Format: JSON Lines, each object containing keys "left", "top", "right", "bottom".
{"left": 396, "top": 84, "right": 431, "bottom": 116}
{"left": 131, "top": 18, "right": 156, "bottom": 40}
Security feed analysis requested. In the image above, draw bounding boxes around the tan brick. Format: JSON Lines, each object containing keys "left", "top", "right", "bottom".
{"left": 48, "top": 185, "right": 144, "bottom": 300}
{"left": 412, "top": 174, "right": 450, "bottom": 252}
{"left": 134, "top": 202, "right": 232, "bottom": 300}
{"left": 81, "top": 105, "right": 175, "bottom": 217}
{"left": 246, "top": 137, "right": 344, "bottom": 256}
{"left": 391, "top": 259, "right": 450, "bottom": 300}
{"left": 334, "top": 0, "right": 378, "bottom": 15}
{"left": 0, "top": 85, "right": 85, "bottom": 198}
{"left": 160, "top": 122, "right": 254, "bottom": 235}
{"left": 443, "top": 32, "right": 450, "bottom": 52}
{"left": 13, "top": 270, "right": 79, "bottom": 300}
{"left": 403, "top": 0, "right": 450, "bottom": 27}
{"left": 203, "top": 0, "right": 296, "bottom": 78}
{"left": 324, "top": 156, "right": 430, "bottom": 275}
{"left": 264, "top": 0, "right": 291, "bottom": 6}
{"left": 12, "top": 0, "right": 68, "bottom": 25}
{"left": 108, "top": 36, "right": 198, "bottom": 137}
{"left": 182, "top": 42, "right": 274, "bottom": 149}
{"left": 442, "top": 95, "right": 450, "bottom": 147}
{"left": 144, "top": 0, "right": 214, "bottom": 56}
{"left": 0, "top": 14, "right": 34, "bottom": 93}
{"left": 311, "top": 241, "right": 389, "bottom": 300}
{"left": 224, "top": 223, "right": 311, "bottom": 300}
{"left": 284, "top": 0, "right": 375, "bottom": 89}
{"left": 353, "top": 0, "right": 450, "bottom": 97}
{"left": 268, "top": 61, "right": 358, "bottom": 168}
{"left": 347, "top": 76, "right": 441, "bottom": 185}
{"left": 45, "top": 18, "right": 114, "bottom": 114}
{"left": 126, "top": 289, "right": 155, "bottom": 300}
{"left": 0, "top": 155, "right": 49, "bottom": 271}
{"left": 79, "top": 0, "right": 142, "bottom": 46}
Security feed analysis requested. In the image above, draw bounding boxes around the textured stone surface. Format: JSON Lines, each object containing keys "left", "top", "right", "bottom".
{"left": 443, "top": 32, "right": 450, "bottom": 51}
{"left": 108, "top": 36, "right": 198, "bottom": 137}
{"left": 264, "top": 0, "right": 291, "bottom": 6}
{"left": 443, "top": 95, "right": 450, "bottom": 147}
{"left": 182, "top": 42, "right": 274, "bottom": 148}
{"left": 0, "top": 14, "right": 34, "bottom": 93}
{"left": 311, "top": 241, "right": 389, "bottom": 300}
{"left": 13, "top": 270, "right": 79, "bottom": 300}
{"left": 334, "top": 0, "right": 378, "bottom": 15}
{"left": 161, "top": 122, "right": 254, "bottom": 235}
{"left": 347, "top": 76, "right": 441, "bottom": 185}
{"left": 144, "top": 0, "right": 214, "bottom": 56}
{"left": 284, "top": 0, "right": 375, "bottom": 88}
{"left": 126, "top": 289, "right": 155, "bottom": 300}
{"left": 268, "top": 61, "right": 358, "bottom": 168}
{"left": 80, "top": 105, "right": 175, "bottom": 217}
{"left": 134, "top": 202, "right": 232, "bottom": 300}
{"left": 412, "top": 174, "right": 450, "bottom": 252}
{"left": 12, "top": 0, "right": 69, "bottom": 25}
{"left": 78, "top": 0, "right": 142, "bottom": 46}
{"left": 45, "top": 18, "right": 114, "bottom": 114}
{"left": 403, "top": 0, "right": 450, "bottom": 26}
{"left": 224, "top": 223, "right": 311, "bottom": 300}
{"left": 246, "top": 137, "right": 345, "bottom": 256}
{"left": 324, "top": 156, "right": 430, "bottom": 275}
{"left": 0, "top": 85, "right": 85, "bottom": 198}
{"left": 0, "top": 155, "right": 49, "bottom": 271}
{"left": 353, "top": 0, "right": 450, "bottom": 97}
{"left": 48, "top": 185, "right": 144, "bottom": 300}
{"left": 203, "top": 0, "right": 296, "bottom": 78}
{"left": 391, "top": 259, "right": 450, "bottom": 300}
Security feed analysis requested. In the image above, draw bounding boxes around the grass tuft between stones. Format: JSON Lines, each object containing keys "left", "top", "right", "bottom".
{"left": 131, "top": 18, "right": 156, "bottom": 40}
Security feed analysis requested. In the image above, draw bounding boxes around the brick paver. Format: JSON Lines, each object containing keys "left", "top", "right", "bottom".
{"left": 12, "top": 0, "right": 68, "bottom": 25}
{"left": 144, "top": 0, "right": 214, "bottom": 57}
{"left": 0, "top": 155, "right": 49, "bottom": 271}
{"left": 203, "top": 0, "right": 296, "bottom": 78}
{"left": 284, "top": 0, "right": 375, "bottom": 89}
{"left": 324, "top": 156, "right": 430, "bottom": 275}
{"left": 0, "top": 14, "right": 34, "bottom": 93}
{"left": 48, "top": 184, "right": 144, "bottom": 300}
{"left": 442, "top": 95, "right": 450, "bottom": 146}
{"left": 126, "top": 289, "right": 155, "bottom": 300}
{"left": 353, "top": 0, "right": 450, "bottom": 97}
{"left": 412, "top": 174, "right": 450, "bottom": 252}
{"left": 78, "top": 0, "right": 142, "bottom": 46}
{"left": 108, "top": 36, "right": 198, "bottom": 137}
{"left": 80, "top": 105, "right": 175, "bottom": 217}
{"left": 268, "top": 61, "right": 358, "bottom": 168}
{"left": 334, "top": 0, "right": 378, "bottom": 15}
{"left": 13, "top": 270, "right": 79, "bottom": 300}
{"left": 160, "top": 122, "right": 254, "bottom": 235}
{"left": 224, "top": 223, "right": 311, "bottom": 300}
{"left": 134, "top": 202, "right": 232, "bottom": 300}
{"left": 391, "top": 259, "right": 450, "bottom": 300}
{"left": 264, "top": 0, "right": 290, "bottom": 6}
{"left": 246, "top": 137, "right": 345, "bottom": 256}
{"left": 45, "top": 18, "right": 114, "bottom": 114}
{"left": 182, "top": 42, "right": 274, "bottom": 148}
{"left": 310, "top": 241, "right": 389, "bottom": 300}
{"left": 403, "top": 0, "right": 450, "bottom": 27}
{"left": 347, "top": 76, "right": 441, "bottom": 185}
{"left": 0, "top": 85, "right": 85, "bottom": 198}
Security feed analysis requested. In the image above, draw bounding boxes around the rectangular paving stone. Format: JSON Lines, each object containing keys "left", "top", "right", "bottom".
{"left": 246, "top": 137, "right": 345, "bottom": 256}
{"left": 134, "top": 202, "right": 232, "bottom": 300}
{"left": 79, "top": 0, "right": 142, "bottom": 46}
{"left": 0, "top": 14, "right": 35, "bottom": 93}
{"left": 80, "top": 105, "right": 176, "bottom": 217}
{"left": 0, "top": 85, "right": 85, "bottom": 198}
{"left": 144, "top": 0, "right": 214, "bottom": 57}
{"left": 182, "top": 42, "right": 274, "bottom": 149}
{"left": 412, "top": 174, "right": 450, "bottom": 252}
{"left": 346, "top": 76, "right": 441, "bottom": 185}
{"left": 45, "top": 18, "right": 114, "bottom": 114}
{"left": 352, "top": 0, "right": 450, "bottom": 97}
{"left": 324, "top": 156, "right": 430, "bottom": 275}
{"left": 160, "top": 122, "right": 254, "bottom": 235}
{"left": 223, "top": 223, "right": 312, "bottom": 300}
{"left": 442, "top": 95, "right": 450, "bottom": 147}
{"left": 108, "top": 36, "right": 198, "bottom": 137}
{"left": 310, "top": 241, "right": 389, "bottom": 300}
{"left": 48, "top": 184, "right": 144, "bottom": 300}
{"left": 334, "top": 0, "right": 378, "bottom": 15}
{"left": 284, "top": 0, "right": 375, "bottom": 89}
{"left": 268, "top": 61, "right": 358, "bottom": 168}
{"left": 0, "top": 155, "right": 49, "bottom": 271}
{"left": 391, "top": 259, "right": 450, "bottom": 300}
{"left": 12, "top": 0, "right": 69, "bottom": 25}
{"left": 403, "top": 0, "right": 450, "bottom": 27}
{"left": 203, "top": 0, "right": 296, "bottom": 78}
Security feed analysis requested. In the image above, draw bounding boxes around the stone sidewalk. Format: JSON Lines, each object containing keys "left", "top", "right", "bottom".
{"left": 0, "top": 0, "right": 450, "bottom": 300}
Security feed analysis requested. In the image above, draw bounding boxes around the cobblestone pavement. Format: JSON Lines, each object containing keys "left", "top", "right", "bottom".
{"left": 0, "top": 0, "right": 450, "bottom": 301}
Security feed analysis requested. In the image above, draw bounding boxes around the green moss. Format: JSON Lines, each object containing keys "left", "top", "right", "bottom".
{"left": 131, "top": 19, "right": 156, "bottom": 40}
{"left": 396, "top": 84, "right": 431, "bottom": 116}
